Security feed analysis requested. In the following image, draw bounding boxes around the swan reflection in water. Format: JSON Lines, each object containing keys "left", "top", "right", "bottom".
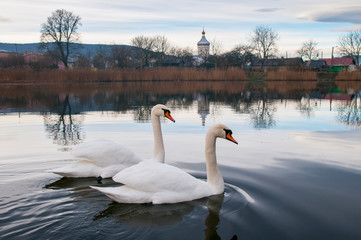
{"left": 93, "top": 190, "right": 227, "bottom": 239}
{"left": 45, "top": 177, "right": 248, "bottom": 239}
{"left": 93, "top": 195, "right": 208, "bottom": 225}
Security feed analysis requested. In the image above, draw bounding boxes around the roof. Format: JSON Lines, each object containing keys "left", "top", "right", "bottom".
{"left": 197, "top": 36, "right": 210, "bottom": 46}
{"left": 303, "top": 60, "right": 327, "bottom": 68}
{"left": 319, "top": 57, "right": 355, "bottom": 66}
{"left": 252, "top": 58, "right": 303, "bottom": 67}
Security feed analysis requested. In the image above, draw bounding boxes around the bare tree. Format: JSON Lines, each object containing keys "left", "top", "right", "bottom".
{"left": 338, "top": 30, "right": 361, "bottom": 66}
{"left": 153, "top": 35, "right": 171, "bottom": 66}
{"left": 250, "top": 25, "right": 279, "bottom": 60}
{"left": 222, "top": 44, "right": 256, "bottom": 68}
{"left": 40, "top": 9, "right": 82, "bottom": 68}
{"left": 75, "top": 53, "right": 92, "bottom": 68}
{"left": 153, "top": 35, "right": 170, "bottom": 54}
{"left": 169, "top": 46, "right": 194, "bottom": 66}
{"left": 110, "top": 45, "right": 132, "bottom": 68}
{"left": 0, "top": 54, "right": 24, "bottom": 68}
{"left": 131, "top": 35, "right": 155, "bottom": 67}
{"left": 92, "top": 46, "right": 108, "bottom": 69}
{"left": 210, "top": 38, "right": 223, "bottom": 56}
{"left": 131, "top": 35, "right": 155, "bottom": 51}
{"left": 297, "top": 40, "right": 319, "bottom": 60}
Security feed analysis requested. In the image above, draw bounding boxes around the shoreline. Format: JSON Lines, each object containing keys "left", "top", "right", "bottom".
{"left": 1, "top": 67, "right": 361, "bottom": 84}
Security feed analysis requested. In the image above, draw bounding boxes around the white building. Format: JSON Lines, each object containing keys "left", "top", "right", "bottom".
{"left": 197, "top": 29, "right": 210, "bottom": 57}
{"left": 193, "top": 29, "right": 211, "bottom": 66}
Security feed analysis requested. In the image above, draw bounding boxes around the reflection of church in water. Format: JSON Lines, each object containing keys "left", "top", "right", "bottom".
{"left": 195, "top": 93, "right": 210, "bottom": 126}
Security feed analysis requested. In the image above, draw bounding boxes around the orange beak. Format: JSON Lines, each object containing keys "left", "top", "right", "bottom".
{"left": 226, "top": 132, "right": 238, "bottom": 144}
{"left": 164, "top": 111, "right": 175, "bottom": 123}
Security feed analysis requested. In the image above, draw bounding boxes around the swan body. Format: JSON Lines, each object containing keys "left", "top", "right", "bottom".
{"left": 91, "top": 123, "right": 238, "bottom": 204}
{"left": 50, "top": 104, "right": 175, "bottom": 178}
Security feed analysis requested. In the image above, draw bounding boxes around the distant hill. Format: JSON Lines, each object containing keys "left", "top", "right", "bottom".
{"left": 0, "top": 42, "right": 136, "bottom": 55}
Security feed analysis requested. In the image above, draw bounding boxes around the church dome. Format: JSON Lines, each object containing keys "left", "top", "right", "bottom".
{"left": 197, "top": 30, "right": 210, "bottom": 46}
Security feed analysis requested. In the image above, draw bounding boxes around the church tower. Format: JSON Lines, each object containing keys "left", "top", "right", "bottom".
{"left": 197, "top": 29, "right": 210, "bottom": 58}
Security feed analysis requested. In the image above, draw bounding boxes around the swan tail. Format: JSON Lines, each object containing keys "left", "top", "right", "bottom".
{"left": 90, "top": 186, "right": 152, "bottom": 204}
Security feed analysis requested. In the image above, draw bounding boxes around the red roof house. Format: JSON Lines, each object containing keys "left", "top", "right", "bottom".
{"left": 319, "top": 57, "right": 355, "bottom": 66}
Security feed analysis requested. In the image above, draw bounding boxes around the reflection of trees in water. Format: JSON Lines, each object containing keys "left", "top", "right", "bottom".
{"left": 251, "top": 99, "right": 276, "bottom": 129}
{"left": 337, "top": 96, "right": 361, "bottom": 128}
{"left": 231, "top": 89, "right": 277, "bottom": 129}
{"left": 6, "top": 82, "right": 361, "bottom": 131}
{"left": 131, "top": 97, "right": 195, "bottom": 122}
{"left": 133, "top": 106, "right": 152, "bottom": 122}
{"left": 43, "top": 95, "right": 85, "bottom": 151}
{"left": 298, "top": 93, "right": 321, "bottom": 118}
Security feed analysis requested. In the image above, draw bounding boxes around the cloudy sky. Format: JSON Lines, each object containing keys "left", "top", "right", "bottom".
{"left": 1, "top": 0, "right": 361, "bottom": 57}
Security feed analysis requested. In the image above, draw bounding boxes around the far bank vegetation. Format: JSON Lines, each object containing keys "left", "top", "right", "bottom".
{"left": 2, "top": 67, "right": 361, "bottom": 84}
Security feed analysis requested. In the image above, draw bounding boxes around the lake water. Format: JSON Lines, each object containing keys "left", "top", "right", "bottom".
{"left": 0, "top": 81, "right": 361, "bottom": 240}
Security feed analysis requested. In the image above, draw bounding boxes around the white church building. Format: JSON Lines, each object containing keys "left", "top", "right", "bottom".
{"left": 193, "top": 29, "right": 210, "bottom": 66}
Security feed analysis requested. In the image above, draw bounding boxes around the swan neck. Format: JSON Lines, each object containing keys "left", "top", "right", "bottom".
{"left": 152, "top": 114, "right": 165, "bottom": 163}
{"left": 205, "top": 132, "right": 224, "bottom": 193}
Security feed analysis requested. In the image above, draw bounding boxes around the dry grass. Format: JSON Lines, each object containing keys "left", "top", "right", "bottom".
{"left": 335, "top": 71, "right": 361, "bottom": 81}
{"left": 265, "top": 70, "right": 318, "bottom": 81}
{"left": 0, "top": 67, "right": 249, "bottom": 83}
{"left": 1, "top": 67, "right": 361, "bottom": 84}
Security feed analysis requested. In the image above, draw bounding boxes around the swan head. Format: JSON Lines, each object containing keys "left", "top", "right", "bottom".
{"left": 210, "top": 124, "right": 238, "bottom": 144}
{"left": 152, "top": 104, "right": 175, "bottom": 122}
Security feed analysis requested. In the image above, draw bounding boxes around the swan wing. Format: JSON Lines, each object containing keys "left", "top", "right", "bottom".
{"left": 113, "top": 161, "right": 200, "bottom": 191}
{"left": 72, "top": 139, "right": 143, "bottom": 167}
{"left": 111, "top": 161, "right": 213, "bottom": 203}
{"left": 91, "top": 186, "right": 153, "bottom": 204}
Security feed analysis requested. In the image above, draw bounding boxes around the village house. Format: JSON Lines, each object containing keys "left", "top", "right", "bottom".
{"left": 251, "top": 57, "right": 304, "bottom": 71}
{"left": 319, "top": 57, "right": 357, "bottom": 72}
{"left": 303, "top": 60, "right": 327, "bottom": 69}
{"left": 23, "top": 51, "right": 49, "bottom": 65}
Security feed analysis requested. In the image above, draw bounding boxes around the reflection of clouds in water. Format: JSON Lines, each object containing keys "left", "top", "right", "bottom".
{"left": 294, "top": 130, "right": 361, "bottom": 170}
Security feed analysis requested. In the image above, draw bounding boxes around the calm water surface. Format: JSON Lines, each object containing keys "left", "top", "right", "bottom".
{"left": 0, "top": 82, "right": 361, "bottom": 240}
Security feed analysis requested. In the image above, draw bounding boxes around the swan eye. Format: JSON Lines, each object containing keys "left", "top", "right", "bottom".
{"left": 162, "top": 108, "right": 170, "bottom": 115}
{"left": 224, "top": 129, "right": 238, "bottom": 144}
{"left": 223, "top": 129, "right": 233, "bottom": 135}
{"left": 162, "top": 108, "right": 175, "bottom": 122}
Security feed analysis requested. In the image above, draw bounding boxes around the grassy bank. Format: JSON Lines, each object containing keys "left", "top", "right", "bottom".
{"left": 0, "top": 67, "right": 361, "bottom": 84}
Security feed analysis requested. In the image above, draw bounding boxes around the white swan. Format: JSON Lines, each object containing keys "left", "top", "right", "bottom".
{"left": 49, "top": 104, "right": 175, "bottom": 178}
{"left": 91, "top": 123, "right": 238, "bottom": 204}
